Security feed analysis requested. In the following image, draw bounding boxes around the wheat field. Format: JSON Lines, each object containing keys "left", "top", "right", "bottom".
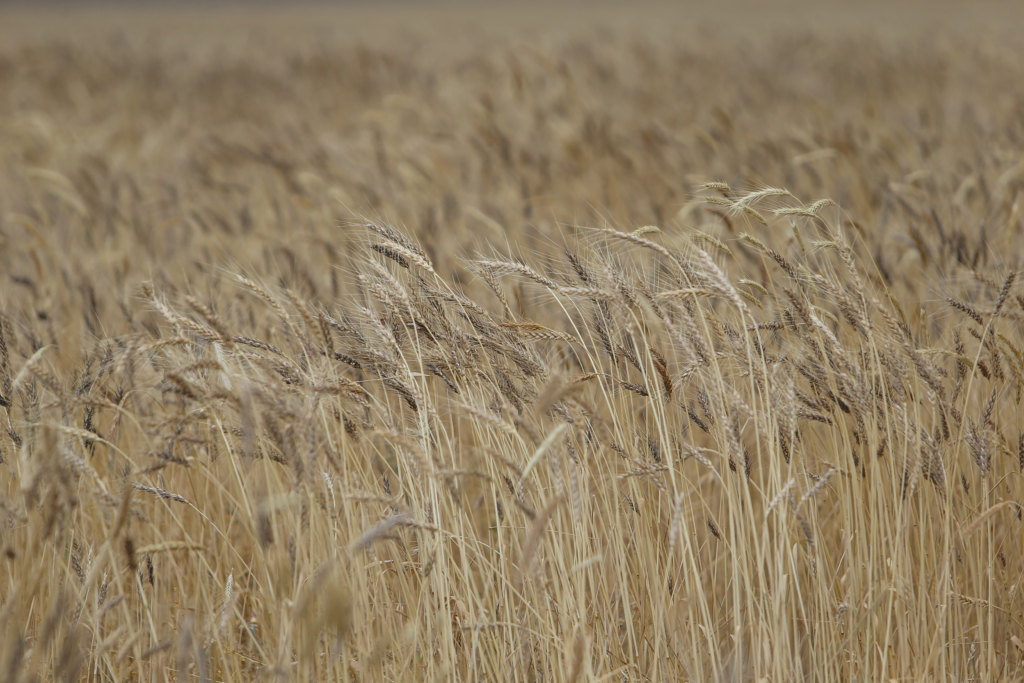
{"left": 2, "top": 3, "right": 1024, "bottom": 681}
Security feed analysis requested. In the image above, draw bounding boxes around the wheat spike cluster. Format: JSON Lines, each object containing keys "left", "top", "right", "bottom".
{"left": 1, "top": 5, "right": 1024, "bottom": 682}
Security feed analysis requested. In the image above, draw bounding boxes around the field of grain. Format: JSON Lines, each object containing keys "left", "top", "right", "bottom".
{"left": 2, "top": 3, "right": 1024, "bottom": 681}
